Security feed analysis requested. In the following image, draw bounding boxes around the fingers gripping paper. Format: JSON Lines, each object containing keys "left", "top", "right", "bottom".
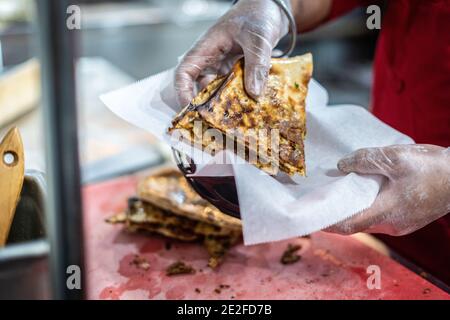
{"left": 100, "top": 67, "right": 413, "bottom": 245}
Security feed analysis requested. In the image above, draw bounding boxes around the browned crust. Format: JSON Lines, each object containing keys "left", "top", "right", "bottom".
{"left": 106, "top": 187, "right": 241, "bottom": 268}
{"left": 137, "top": 167, "right": 242, "bottom": 231}
{"left": 169, "top": 54, "right": 313, "bottom": 176}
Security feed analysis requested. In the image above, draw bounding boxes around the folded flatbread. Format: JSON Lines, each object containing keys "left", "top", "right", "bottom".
{"left": 107, "top": 167, "right": 241, "bottom": 268}
{"left": 169, "top": 53, "right": 313, "bottom": 176}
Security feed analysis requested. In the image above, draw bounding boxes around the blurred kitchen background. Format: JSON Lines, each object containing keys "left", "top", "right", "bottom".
{"left": 0, "top": 0, "right": 379, "bottom": 183}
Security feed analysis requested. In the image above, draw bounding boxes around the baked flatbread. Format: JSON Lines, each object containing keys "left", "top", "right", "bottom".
{"left": 137, "top": 167, "right": 241, "bottom": 231}
{"left": 107, "top": 167, "right": 241, "bottom": 268}
{"left": 169, "top": 53, "right": 313, "bottom": 176}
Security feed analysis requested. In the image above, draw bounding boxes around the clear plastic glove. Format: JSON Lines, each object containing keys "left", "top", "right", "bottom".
{"left": 326, "top": 144, "right": 450, "bottom": 236}
{"left": 174, "top": 0, "right": 290, "bottom": 107}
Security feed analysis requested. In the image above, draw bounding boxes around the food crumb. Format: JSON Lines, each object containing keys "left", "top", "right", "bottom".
{"left": 306, "top": 277, "right": 320, "bottom": 284}
{"left": 422, "top": 288, "right": 431, "bottom": 295}
{"left": 208, "top": 257, "right": 221, "bottom": 269}
{"left": 213, "top": 284, "right": 230, "bottom": 294}
{"left": 166, "top": 261, "right": 196, "bottom": 276}
{"left": 280, "top": 244, "right": 302, "bottom": 264}
{"left": 130, "top": 255, "right": 150, "bottom": 271}
{"left": 105, "top": 212, "right": 127, "bottom": 224}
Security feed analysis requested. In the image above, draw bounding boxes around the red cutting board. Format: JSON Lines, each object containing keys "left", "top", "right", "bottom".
{"left": 83, "top": 174, "right": 450, "bottom": 300}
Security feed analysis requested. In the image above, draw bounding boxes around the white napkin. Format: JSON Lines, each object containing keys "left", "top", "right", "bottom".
{"left": 100, "top": 68, "right": 413, "bottom": 245}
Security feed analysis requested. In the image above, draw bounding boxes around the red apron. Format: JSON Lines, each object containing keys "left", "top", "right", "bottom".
{"left": 328, "top": 0, "right": 450, "bottom": 285}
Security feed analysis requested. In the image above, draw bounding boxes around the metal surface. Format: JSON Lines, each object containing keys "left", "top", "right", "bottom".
{"left": 83, "top": 174, "right": 450, "bottom": 300}
{"left": 270, "top": 0, "right": 297, "bottom": 57}
{"left": 0, "top": 240, "right": 50, "bottom": 299}
{"left": 0, "top": 171, "right": 50, "bottom": 299}
{"left": 37, "top": 0, "right": 85, "bottom": 299}
{"left": 82, "top": 145, "right": 164, "bottom": 184}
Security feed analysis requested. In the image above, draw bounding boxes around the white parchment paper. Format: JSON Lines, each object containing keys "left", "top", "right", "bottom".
{"left": 100, "top": 68, "right": 413, "bottom": 245}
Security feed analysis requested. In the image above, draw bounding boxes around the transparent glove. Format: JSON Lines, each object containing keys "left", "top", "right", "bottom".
{"left": 174, "top": 0, "right": 290, "bottom": 107}
{"left": 326, "top": 144, "right": 450, "bottom": 236}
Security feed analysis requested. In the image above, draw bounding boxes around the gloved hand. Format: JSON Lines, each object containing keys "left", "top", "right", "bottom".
{"left": 326, "top": 144, "right": 450, "bottom": 236}
{"left": 174, "top": 0, "right": 290, "bottom": 107}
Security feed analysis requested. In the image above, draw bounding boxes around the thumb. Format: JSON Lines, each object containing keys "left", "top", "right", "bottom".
{"left": 241, "top": 37, "right": 272, "bottom": 99}
{"left": 337, "top": 147, "right": 399, "bottom": 177}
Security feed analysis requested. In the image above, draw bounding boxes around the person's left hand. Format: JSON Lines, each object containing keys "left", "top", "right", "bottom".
{"left": 326, "top": 144, "right": 450, "bottom": 236}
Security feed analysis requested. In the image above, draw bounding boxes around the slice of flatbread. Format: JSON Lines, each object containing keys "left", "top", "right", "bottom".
{"left": 137, "top": 167, "right": 241, "bottom": 231}
{"left": 107, "top": 198, "right": 241, "bottom": 268}
{"left": 106, "top": 167, "right": 242, "bottom": 268}
{"left": 169, "top": 53, "right": 313, "bottom": 176}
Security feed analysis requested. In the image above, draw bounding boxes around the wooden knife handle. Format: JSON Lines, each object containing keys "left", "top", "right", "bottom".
{"left": 0, "top": 127, "right": 25, "bottom": 246}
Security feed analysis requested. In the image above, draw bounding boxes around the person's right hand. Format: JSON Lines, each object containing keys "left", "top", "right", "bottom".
{"left": 174, "top": 0, "right": 290, "bottom": 107}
